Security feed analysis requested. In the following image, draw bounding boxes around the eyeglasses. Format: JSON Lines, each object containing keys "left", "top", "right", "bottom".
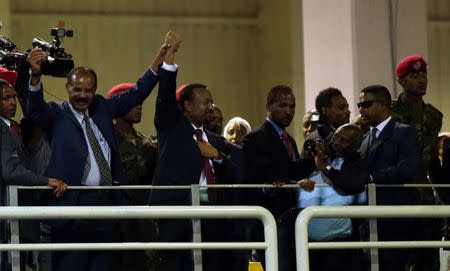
{"left": 357, "top": 100, "right": 380, "bottom": 109}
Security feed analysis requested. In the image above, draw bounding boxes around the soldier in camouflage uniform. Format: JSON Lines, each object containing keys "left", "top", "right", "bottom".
{"left": 107, "top": 83, "right": 160, "bottom": 271}
{"left": 391, "top": 54, "right": 443, "bottom": 271}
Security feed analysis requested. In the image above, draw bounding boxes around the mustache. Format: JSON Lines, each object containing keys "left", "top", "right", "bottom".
{"left": 74, "top": 98, "right": 89, "bottom": 104}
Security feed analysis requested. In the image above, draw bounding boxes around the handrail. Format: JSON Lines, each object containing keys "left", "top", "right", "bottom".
{"left": 295, "top": 205, "right": 450, "bottom": 271}
{"left": 0, "top": 205, "right": 278, "bottom": 271}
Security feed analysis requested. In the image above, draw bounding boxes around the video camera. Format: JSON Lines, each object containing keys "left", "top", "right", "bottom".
{"left": 303, "top": 118, "right": 336, "bottom": 155}
{"left": 0, "top": 24, "right": 74, "bottom": 77}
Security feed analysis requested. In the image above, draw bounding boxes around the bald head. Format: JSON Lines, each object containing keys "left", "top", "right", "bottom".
{"left": 331, "top": 123, "right": 363, "bottom": 156}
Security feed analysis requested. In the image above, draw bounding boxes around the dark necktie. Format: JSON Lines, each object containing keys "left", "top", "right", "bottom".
{"left": 10, "top": 121, "right": 21, "bottom": 140}
{"left": 281, "top": 131, "right": 294, "bottom": 160}
{"left": 83, "top": 115, "right": 112, "bottom": 186}
{"left": 369, "top": 127, "right": 378, "bottom": 148}
{"left": 194, "top": 129, "right": 216, "bottom": 201}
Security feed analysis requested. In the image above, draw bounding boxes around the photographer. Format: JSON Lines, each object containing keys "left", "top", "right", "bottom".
{"left": 297, "top": 124, "right": 369, "bottom": 271}
{"left": 301, "top": 123, "right": 369, "bottom": 196}
{"left": 302, "top": 87, "right": 351, "bottom": 153}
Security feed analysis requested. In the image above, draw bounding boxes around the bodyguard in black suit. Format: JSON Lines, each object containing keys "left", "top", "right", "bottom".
{"left": 358, "top": 85, "right": 420, "bottom": 271}
{"left": 242, "top": 85, "right": 315, "bottom": 271}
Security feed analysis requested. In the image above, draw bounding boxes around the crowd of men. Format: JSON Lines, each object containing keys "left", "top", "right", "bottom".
{"left": 1, "top": 30, "right": 450, "bottom": 271}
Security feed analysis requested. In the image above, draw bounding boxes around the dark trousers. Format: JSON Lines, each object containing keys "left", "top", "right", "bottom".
{"left": 52, "top": 223, "right": 119, "bottom": 271}
{"left": 51, "top": 191, "right": 120, "bottom": 271}
{"left": 309, "top": 235, "right": 368, "bottom": 271}
{"left": 157, "top": 219, "right": 193, "bottom": 271}
{"left": 377, "top": 218, "right": 415, "bottom": 271}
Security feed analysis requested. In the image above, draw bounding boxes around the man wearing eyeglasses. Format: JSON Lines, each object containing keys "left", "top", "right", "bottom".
{"left": 392, "top": 55, "right": 443, "bottom": 271}
{"left": 358, "top": 84, "right": 420, "bottom": 271}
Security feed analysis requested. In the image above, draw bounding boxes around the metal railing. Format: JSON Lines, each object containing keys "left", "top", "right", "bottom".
{"left": 6, "top": 183, "right": 450, "bottom": 271}
{"left": 0, "top": 205, "right": 278, "bottom": 271}
{"left": 6, "top": 184, "right": 297, "bottom": 271}
{"left": 295, "top": 205, "right": 450, "bottom": 271}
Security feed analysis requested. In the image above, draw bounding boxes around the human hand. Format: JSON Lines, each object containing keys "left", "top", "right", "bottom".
{"left": 26, "top": 48, "right": 46, "bottom": 75}
{"left": 312, "top": 141, "right": 327, "bottom": 169}
{"left": 197, "top": 141, "right": 220, "bottom": 159}
{"left": 296, "top": 179, "right": 315, "bottom": 192}
{"left": 164, "top": 31, "right": 183, "bottom": 64}
{"left": 47, "top": 178, "right": 68, "bottom": 198}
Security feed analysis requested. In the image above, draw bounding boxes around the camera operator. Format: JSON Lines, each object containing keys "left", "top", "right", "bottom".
{"left": 302, "top": 87, "right": 351, "bottom": 155}
{"left": 297, "top": 124, "right": 369, "bottom": 271}
{"left": 302, "top": 123, "right": 369, "bottom": 195}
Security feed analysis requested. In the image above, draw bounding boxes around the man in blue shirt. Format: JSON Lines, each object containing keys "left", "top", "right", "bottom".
{"left": 299, "top": 123, "right": 369, "bottom": 271}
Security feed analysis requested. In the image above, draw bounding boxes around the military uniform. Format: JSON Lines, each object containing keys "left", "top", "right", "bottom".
{"left": 391, "top": 92, "right": 443, "bottom": 203}
{"left": 391, "top": 92, "right": 443, "bottom": 271}
{"left": 116, "top": 129, "right": 160, "bottom": 271}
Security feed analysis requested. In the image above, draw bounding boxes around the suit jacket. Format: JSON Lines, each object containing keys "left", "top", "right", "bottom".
{"left": 1, "top": 121, "right": 48, "bottom": 205}
{"left": 325, "top": 153, "right": 370, "bottom": 195}
{"left": 1, "top": 121, "right": 49, "bottom": 244}
{"left": 242, "top": 120, "right": 315, "bottom": 218}
{"left": 150, "top": 68, "right": 233, "bottom": 205}
{"left": 360, "top": 118, "right": 420, "bottom": 204}
{"left": 26, "top": 68, "right": 158, "bottom": 209}
{"left": 27, "top": 68, "right": 157, "bottom": 184}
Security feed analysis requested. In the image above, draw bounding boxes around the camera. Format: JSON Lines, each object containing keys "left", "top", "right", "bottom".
{"left": 303, "top": 138, "right": 325, "bottom": 155}
{"left": 303, "top": 117, "right": 335, "bottom": 155}
{"left": 0, "top": 36, "right": 27, "bottom": 70}
{"left": 0, "top": 24, "right": 74, "bottom": 77}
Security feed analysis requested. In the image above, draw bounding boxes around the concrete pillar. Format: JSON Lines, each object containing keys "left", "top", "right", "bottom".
{"left": 302, "top": 0, "right": 427, "bottom": 119}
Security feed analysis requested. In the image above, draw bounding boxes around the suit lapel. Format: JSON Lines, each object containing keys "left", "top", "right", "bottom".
{"left": 367, "top": 118, "right": 396, "bottom": 162}
{"left": 360, "top": 132, "right": 370, "bottom": 159}
{"left": 62, "top": 102, "right": 83, "bottom": 130}
{"left": 263, "top": 121, "right": 291, "bottom": 161}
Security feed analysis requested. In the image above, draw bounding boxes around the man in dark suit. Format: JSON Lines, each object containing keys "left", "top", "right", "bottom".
{"left": 358, "top": 84, "right": 420, "bottom": 271}
{"left": 149, "top": 33, "right": 236, "bottom": 271}
{"left": 25, "top": 32, "right": 173, "bottom": 271}
{"left": 0, "top": 78, "right": 67, "bottom": 271}
{"left": 242, "top": 85, "right": 315, "bottom": 271}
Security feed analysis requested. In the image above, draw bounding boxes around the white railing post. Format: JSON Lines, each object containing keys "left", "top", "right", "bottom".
{"left": 191, "top": 184, "right": 203, "bottom": 271}
{"left": 295, "top": 205, "right": 450, "bottom": 271}
{"left": 6, "top": 186, "right": 20, "bottom": 271}
{"left": 295, "top": 207, "right": 312, "bottom": 271}
{"left": 367, "top": 183, "right": 379, "bottom": 271}
{"left": 0, "top": 205, "right": 278, "bottom": 271}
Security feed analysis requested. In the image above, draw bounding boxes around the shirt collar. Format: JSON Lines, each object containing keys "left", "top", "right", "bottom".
{"left": 0, "top": 117, "right": 11, "bottom": 127}
{"left": 68, "top": 101, "right": 88, "bottom": 124}
{"left": 266, "top": 118, "right": 285, "bottom": 137}
{"left": 191, "top": 123, "right": 204, "bottom": 132}
{"left": 374, "top": 116, "right": 392, "bottom": 134}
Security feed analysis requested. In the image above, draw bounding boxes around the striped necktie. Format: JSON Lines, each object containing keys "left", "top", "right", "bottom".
{"left": 83, "top": 115, "right": 112, "bottom": 186}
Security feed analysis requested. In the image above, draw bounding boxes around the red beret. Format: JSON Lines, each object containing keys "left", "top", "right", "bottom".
{"left": 176, "top": 83, "right": 189, "bottom": 102}
{"left": 0, "top": 67, "right": 18, "bottom": 86}
{"left": 396, "top": 54, "right": 427, "bottom": 78}
{"left": 107, "top": 83, "right": 135, "bottom": 98}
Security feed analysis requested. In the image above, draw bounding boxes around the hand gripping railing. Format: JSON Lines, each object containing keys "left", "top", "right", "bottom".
{"left": 295, "top": 205, "right": 450, "bottom": 271}
{"left": 0, "top": 205, "right": 278, "bottom": 271}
